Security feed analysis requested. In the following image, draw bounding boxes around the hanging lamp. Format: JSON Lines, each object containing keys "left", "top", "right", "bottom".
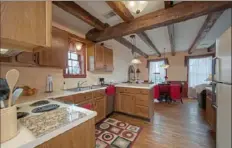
{"left": 130, "top": 35, "right": 142, "bottom": 64}
{"left": 160, "top": 48, "right": 169, "bottom": 69}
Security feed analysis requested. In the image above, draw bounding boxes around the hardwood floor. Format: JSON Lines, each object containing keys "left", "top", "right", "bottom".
{"left": 110, "top": 99, "right": 215, "bottom": 148}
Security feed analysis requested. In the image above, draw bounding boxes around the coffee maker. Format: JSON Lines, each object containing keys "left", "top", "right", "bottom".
{"left": 99, "top": 78, "right": 105, "bottom": 86}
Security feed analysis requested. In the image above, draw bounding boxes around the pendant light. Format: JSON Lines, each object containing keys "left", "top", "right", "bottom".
{"left": 130, "top": 35, "right": 142, "bottom": 64}
{"left": 160, "top": 48, "right": 169, "bottom": 69}
{"left": 125, "top": 1, "right": 148, "bottom": 14}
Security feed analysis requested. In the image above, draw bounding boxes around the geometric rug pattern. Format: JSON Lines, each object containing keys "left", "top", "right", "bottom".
{"left": 95, "top": 118, "right": 142, "bottom": 148}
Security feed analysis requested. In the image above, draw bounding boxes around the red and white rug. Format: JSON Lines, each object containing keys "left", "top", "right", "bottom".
{"left": 95, "top": 118, "right": 142, "bottom": 148}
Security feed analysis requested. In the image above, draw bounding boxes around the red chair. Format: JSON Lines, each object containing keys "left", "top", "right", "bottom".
{"left": 170, "top": 84, "right": 183, "bottom": 104}
{"left": 154, "top": 85, "right": 160, "bottom": 100}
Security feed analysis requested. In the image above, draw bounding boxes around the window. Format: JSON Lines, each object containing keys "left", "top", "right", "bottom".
{"left": 188, "top": 56, "right": 212, "bottom": 87}
{"left": 63, "top": 38, "right": 86, "bottom": 78}
{"left": 148, "top": 59, "right": 167, "bottom": 84}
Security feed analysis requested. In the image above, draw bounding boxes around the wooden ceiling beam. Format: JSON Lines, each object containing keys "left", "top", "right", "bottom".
{"left": 137, "top": 32, "right": 161, "bottom": 57}
{"left": 106, "top": 1, "right": 134, "bottom": 22}
{"left": 115, "top": 38, "right": 149, "bottom": 58}
{"left": 106, "top": 1, "right": 161, "bottom": 57}
{"left": 53, "top": 1, "right": 147, "bottom": 58}
{"left": 207, "top": 42, "right": 216, "bottom": 52}
{"left": 165, "top": 1, "right": 175, "bottom": 56}
{"left": 86, "top": 1, "right": 232, "bottom": 42}
{"left": 53, "top": 1, "right": 107, "bottom": 30}
{"left": 188, "top": 11, "right": 224, "bottom": 54}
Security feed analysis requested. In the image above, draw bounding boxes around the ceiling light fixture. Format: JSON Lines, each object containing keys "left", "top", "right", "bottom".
{"left": 125, "top": 1, "right": 148, "bottom": 14}
{"left": 160, "top": 48, "right": 169, "bottom": 69}
{"left": 75, "top": 42, "right": 82, "bottom": 51}
{"left": 0, "top": 48, "right": 9, "bottom": 54}
{"left": 130, "top": 35, "right": 142, "bottom": 64}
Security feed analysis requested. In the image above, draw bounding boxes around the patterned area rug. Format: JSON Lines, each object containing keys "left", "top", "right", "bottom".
{"left": 95, "top": 118, "right": 142, "bottom": 148}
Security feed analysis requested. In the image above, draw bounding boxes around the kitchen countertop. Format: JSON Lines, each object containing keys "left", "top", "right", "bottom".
{"left": 1, "top": 100, "right": 97, "bottom": 148}
{"left": 115, "top": 83, "right": 155, "bottom": 89}
{"left": 15, "top": 86, "right": 107, "bottom": 104}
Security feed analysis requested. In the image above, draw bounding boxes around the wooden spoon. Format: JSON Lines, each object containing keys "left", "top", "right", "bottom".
{"left": 6, "top": 69, "right": 19, "bottom": 107}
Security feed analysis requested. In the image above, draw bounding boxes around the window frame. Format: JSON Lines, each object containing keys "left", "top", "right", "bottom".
{"left": 63, "top": 38, "right": 87, "bottom": 78}
{"left": 147, "top": 58, "right": 168, "bottom": 83}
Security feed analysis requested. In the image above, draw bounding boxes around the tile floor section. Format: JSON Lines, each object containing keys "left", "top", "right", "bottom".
{"left": 95, "top": 118, "right": 142, "bottom": 148}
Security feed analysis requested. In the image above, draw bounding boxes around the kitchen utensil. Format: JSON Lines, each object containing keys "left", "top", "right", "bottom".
{"left": 12, "top": 88, "right": 23, "bottom": 105}
{"left": 5, "top": 69, "right": 19, "bottom": 107}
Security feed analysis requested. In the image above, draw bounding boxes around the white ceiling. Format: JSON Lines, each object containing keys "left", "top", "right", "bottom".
{"left": 75, "top": 1, "right": 123, "bottom": 26}
{"left": 52, "top": 4, "right": 93, "bottom": 35}
{"left": 174, "top": 15, "right": 207, "bottom": 51}
{"left": 197, "top": 8, "right": 232, "bottom": 49}
{"left": 52, "top": 1, "right": 232, "bottom": 56}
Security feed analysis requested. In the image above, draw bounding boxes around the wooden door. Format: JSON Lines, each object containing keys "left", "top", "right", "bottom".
{"left": 120, "top": 94, "right": 135, "bottom": 115}
{"left": 1, "top": 1, "right": 51, "bottom": 50}
{"left": 115, "top": 93, "right": 121, "bottom": 112}
{"left": 94, "top": 97, "right": 106, "bottom": 123}
{"left": 38, "top": 27, "right": 68, "bottom": 68}
{"left": 95, "top": 44, "right": 104, "bottom": 70}
{"left": 104, "top": 47, "right": 113, "bottom": 72}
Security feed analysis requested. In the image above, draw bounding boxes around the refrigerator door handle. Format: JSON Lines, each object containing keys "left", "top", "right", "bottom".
{"left": 212, "top": 57, "right": 219, "bottom": 81}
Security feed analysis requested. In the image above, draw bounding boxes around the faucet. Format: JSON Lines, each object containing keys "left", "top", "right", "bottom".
{"left": 77, "top": 81, "right": 87, "bottom": 90}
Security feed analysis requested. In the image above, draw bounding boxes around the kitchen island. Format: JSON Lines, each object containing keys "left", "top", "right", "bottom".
{"left": 115, "top": 83, "right": 155, "bottom": 121}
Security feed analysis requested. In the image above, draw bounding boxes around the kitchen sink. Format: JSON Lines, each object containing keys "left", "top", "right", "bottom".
{"left": 66, "top": 85, "right": 106, "bottom": 92}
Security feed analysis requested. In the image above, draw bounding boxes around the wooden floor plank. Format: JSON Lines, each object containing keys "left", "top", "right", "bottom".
{"left": 110, "top": 100, "right": 215, "bottom": 148}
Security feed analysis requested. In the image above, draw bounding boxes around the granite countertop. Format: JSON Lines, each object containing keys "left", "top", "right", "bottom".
{"left": 1, "top": 101, "right": 97, "bottom": 148}
{"left": 115, "top": 83, "right": 155, "bottom": 89}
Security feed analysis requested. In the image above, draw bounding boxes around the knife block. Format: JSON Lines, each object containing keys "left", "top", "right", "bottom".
{"left": 0, "top": 105, "right": 18, "bottom": 143}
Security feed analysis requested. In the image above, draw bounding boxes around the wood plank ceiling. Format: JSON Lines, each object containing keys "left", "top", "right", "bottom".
{"left": 53, "top": 1, "right": 232, "bottom": 57}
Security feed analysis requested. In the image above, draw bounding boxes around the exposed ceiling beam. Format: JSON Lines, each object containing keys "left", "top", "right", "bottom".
{"left": 165, "top": 1, "right": 175, "bottom": 56}
{"left": 106, "top": 1, "right": 134, "bottom": 22}
{"left": 53, "top": 1, "right": 107, "bottom": 30}
{"left": 115, "top": 38, "right": 149, "bottom": 58}
{"left": 137, "top": 32, "right": 161, "bottom": 57}
{"left": 53, "top": 1, "right": 147, "bottom": 58}
{"left": 207, "top": 42, "right": 216, "bottom": 52}
{"left": 188, "top": 11, "right": 224, "bottom": 54}
{"left": 106, "top": 1, "right": 161, "bottom": 57}
{"left": 86, "top": 1, "right": 232, "bottom": 42}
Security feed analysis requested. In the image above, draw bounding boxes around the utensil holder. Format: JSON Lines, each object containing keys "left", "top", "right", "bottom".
{"left": 0, "top": 105, "right": 18, "bottom": 143}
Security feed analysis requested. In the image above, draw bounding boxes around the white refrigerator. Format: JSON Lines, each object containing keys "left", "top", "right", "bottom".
{"left": 213, "top": 27, "right": 231, "bottom": 148}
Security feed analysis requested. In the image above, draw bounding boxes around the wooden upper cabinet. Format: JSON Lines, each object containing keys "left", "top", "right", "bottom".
{"left": 87, "top": 43, "right": 114, "bottom": 72}
{"left": 0, "top": 1, "right": 52, "bottom": 51}
{"left": 95, "top": 44, "right": 105, "bottom": 70}
{"left": 104, "top": 47, "right": 113, "bottom": 72}
{"left": 38, "top": 27, "right": 68, "bottom": 68}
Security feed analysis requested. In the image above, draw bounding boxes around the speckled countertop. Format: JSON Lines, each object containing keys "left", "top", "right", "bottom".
{"left": 19, "top": 107, "right": 87, "bottom": 137}
{"left": 1, "top": 100, "right": 97, "bottom": 148}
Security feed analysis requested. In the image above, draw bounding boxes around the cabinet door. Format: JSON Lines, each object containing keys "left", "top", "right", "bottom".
{"left": 38, "top": 27, "right": 68, "bottom": 68}
{"left": 104, "top": 47, "right": 113, "bottom": 72}
{"left": 95, "top": 44, "right": 105, "bottom": 70}
{"left": 115, "top": 93, "right": 121, "bottom": 112}
{"left": 1, "top": 1, "right": 51, "bottom": 50}
{"left": 95, "top": 97, "right": 106, "bottom": 123}
{"left": 120, "top": 94, "right": 135, "bottom": 115}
